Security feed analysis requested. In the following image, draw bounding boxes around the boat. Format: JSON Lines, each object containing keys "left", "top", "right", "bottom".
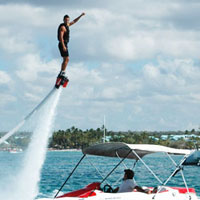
{"left": 8, "top": 148, "right": 23, "bottom": 153}
{"left": 37, "top": 142, "right": 199, "bottom": 200}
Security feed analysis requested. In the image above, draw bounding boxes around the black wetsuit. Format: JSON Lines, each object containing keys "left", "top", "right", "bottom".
{"left": 57, "top": 23, "right": 70, "bottom": 57}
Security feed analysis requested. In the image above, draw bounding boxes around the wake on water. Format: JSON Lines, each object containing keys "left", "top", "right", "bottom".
{"left": 0, "top": 88, "right": 62, "bottom": 200}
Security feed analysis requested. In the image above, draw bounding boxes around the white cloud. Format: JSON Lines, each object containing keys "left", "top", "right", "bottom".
{"left": 1, "top": 2, "right": 200, "bottom": 62}
{"left": 0, "top": 93, "right": 16, "bottom": 107}
{"left": 15, "top": 54, "right": 59, "bottom": 82}
{"left": 3, "top": 54, "right": 200, "bottom": 131}
{"left": 0, "top": 71, "right": 11, "bottom": 84}
{"left": 101, "top": 87, "right": 121, "bottom": 99}
{"left": 1, "top": 1, "right": 200, "bottom": 131}
{"left": 143, "top": 64, "right": 160, "bottom": 79}
{"left": 142, "top": 58, "right": 200, "bottom": 96}
{"left": 12, "top": 56, "right": 200, "bottom": 131}
{"left": 24, "top": 92, "right": 41, "bottom": 102}
{"left": 0, "top": 4, "right": 52, "bottom": 28}
{"left": 105, "top": 30, "right": 200, "bottom": 61}
{"left": 0, "top": 4, "right": 60, "bottom": 57}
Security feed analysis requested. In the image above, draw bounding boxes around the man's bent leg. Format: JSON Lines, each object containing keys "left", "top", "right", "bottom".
{"left": 61, "top": 56, "right": 69, "bottom": 71}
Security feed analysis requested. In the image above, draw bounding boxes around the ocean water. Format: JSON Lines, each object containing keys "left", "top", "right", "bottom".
{"left": 0, "top": 151, "right": 199, "bottom": 199}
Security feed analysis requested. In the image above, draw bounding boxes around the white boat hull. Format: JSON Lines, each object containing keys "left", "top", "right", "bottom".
{"left": 37, "top": 187, "right": 199, "bottom": 200}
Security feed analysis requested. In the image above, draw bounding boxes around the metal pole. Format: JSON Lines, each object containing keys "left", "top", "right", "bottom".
{"left": 87, "top": 157, "right": 108, "bottom": 184}
{"left": 54, "top": 154, "right": 86, "bottom": 198}
{"left": 131, "top": 149, "right": 163, "bottom": 184}
{"left": 165, "top": 152, "right": 178, "bottom": 166}
{"left": 153, "top": 154, "right": 191, "bottom": 199}
{"left": 103, "top": 115, "right": 106, "bottom": 143}
{"left": 180, "top": 170, "right": 191, "bottom": 199}
{"left": 116, "top": 151, "right": 128, "bottom": 169}
{"left": 100, "top": 150, "right": 132, "bottom": 184}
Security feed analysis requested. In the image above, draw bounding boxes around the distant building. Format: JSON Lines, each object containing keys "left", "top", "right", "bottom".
{"left": 102, "top": 136, "right": 112, "bottom": 142}
{"left": 160, "top": 134, "right": 200, "bottom": 141}
{"left": 149, "top": 136, "right": 159, "bottom": 141}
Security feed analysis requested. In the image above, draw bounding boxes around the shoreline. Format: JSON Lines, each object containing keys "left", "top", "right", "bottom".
{"left": 48, "top": 148, "right": 81, "bottom": 152}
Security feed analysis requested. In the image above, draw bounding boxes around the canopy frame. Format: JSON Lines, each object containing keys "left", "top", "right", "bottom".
{"left": 54, "top": 142, "right": 196, "bottom": 199}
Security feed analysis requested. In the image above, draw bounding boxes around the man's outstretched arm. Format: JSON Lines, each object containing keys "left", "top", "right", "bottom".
{"left": 69, "top": 13, "right": 85, "bottom": 26}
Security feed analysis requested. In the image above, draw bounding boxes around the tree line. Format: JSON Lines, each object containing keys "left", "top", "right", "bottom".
{"left": 48, "top": 126, "right": 200, "bottom": 150}
{"left": 1, "top": 127, "right": 200, "bottom": 150}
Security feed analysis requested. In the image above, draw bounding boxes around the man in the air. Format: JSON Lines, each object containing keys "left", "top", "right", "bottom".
{"left": 57, "top": 13, "right": 85, "bottom": 76}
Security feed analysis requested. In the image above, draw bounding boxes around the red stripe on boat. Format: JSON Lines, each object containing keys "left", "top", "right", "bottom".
{"left": 57, "top": 182, "right": 100, "bottom": 198}
{"left": 171, "top": 187, "right": 196, "bottom": 194}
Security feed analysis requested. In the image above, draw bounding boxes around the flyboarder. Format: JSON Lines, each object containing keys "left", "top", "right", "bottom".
{"left": 57, "top": 13, "right": 85, "bottom": 76}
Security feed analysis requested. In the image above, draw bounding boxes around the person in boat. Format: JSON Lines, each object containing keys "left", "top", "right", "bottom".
{"left": 57, "top": 13, "right": 85, "bottom": 76}
{"left": 114, "top": 169, "right": 150, "bottom": 193}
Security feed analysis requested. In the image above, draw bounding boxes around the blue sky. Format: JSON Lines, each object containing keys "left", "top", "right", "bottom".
{"left": 1, "top": 0, "right": 200, "bottom": 132}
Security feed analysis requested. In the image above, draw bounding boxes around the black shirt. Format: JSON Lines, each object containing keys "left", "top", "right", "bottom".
{"left": 57, "top": 23, "right": 70, "bottom": 43}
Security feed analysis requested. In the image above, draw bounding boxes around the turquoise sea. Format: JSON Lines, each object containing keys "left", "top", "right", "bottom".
{"left": 0, "top": 151, "right": 199, "bottom": 199}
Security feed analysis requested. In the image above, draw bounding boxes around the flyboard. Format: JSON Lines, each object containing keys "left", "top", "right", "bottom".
{"left": 0, "top": 73, "right": 69, "bottom": 145}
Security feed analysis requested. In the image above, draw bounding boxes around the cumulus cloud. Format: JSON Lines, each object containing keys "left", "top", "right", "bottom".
{"left": 142, "top": 59, "right": 200, "bottom": 96}
{"left": 1, "top": 0, "right": 200, "bottom": 131}
{"left": 0, "top": 33, "right": 35, "bottom": 55}
{"left": 0, "top": 4, "right": 54, "bottom": 28}
{"left": 24, "top": 92, "right": 42, "bottom": 102}
{"left": 0, "top": 93, "right": 16, "bottom": 108}
{"left": 15, "top": 54, "right": 59, "bottom": 82}
{"left": 105, "top": 30, "right": 200, "bottom": 61}
{"left": 6, "top": 55, "right": 200, "bottom": 131}
{"left": 0, "top": 71, "right": 11, "bottom": 84}
{"left": 1, "top": 1, "right": 200, "bottom": 62}
{"left": 62, "top": 62, "right": 141, "bottom": 103}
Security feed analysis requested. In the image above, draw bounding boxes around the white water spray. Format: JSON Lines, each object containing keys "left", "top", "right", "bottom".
{"left": 1, "top": 88, "right": 62, "bottom": 200}
{"left": 0, "top": 88, "right": 56, "bottom": 145}
{"left": 20, "top": 89, "right": 61, "bottom": 200}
